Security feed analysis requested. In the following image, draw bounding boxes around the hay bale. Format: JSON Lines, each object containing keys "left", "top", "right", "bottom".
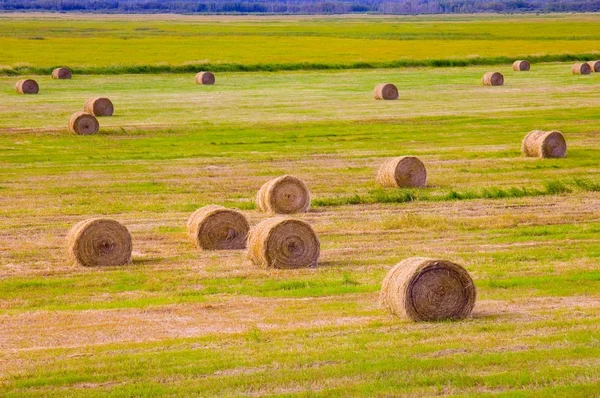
{"left": 187, "top": 205, "right": 249, "bottom": 250}
{"left": 482, "top": 72, "right": 504, "bottom": 86}
{"left": 195, "top": 71, "right": 215, "bottom": 85}
{"left": 521, "top": 130, "right": 567, "bottom": 158}
{"left": 379, "top": 257, "right": 476, "bottom": 322}
{"left": 69, "top": 112, "right": 99, "bottom": 135}
{"left": 377, "top": 156, "right": 427, "bottom": 188}
{"left": 67, "top": 218, "right": 132, "bottom": 267}
{"left": 51, "top": 67, "right": 72, "bottom": 79}
{"left": 512, "top": 60, "right": 530, "bottom": 71}
{"left": 247, "top": 217, "right": 320, "bottom": 269}
{"left": 84, "top": 97, "right": 114, "bottom": 116}
{"left": 373, "top": 83, "right": 399, "bottom": 100}
{"left": 15, "top": 79, "right": 39, "bottom": 94}
{"left": 572, "top": 63, "right": 591, "bottom": 75}
{"left": 256, "top": 175, "right": 310, "bottom": 214}
{"left": 587, "top": 60, "right": 600, "bottom": 72}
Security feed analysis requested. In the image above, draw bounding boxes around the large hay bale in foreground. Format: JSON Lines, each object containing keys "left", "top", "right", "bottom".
{"left": 15, "top": 79, "right": 39, "bottom": 94}
{"left": 373, "top": 83, "right": 398, "bottom": 100}
{"left": 572, "top": 63, "right": 591, "bottom": 75}
{"left": 69, "top": 112, "right": 99, "bottom": 135}
{"left": 377, "top": 156, "right": 427, "bottom": 188}
{"left": 67, "top": 218, "right": 132, "bottom": 267}
{"left": 512, "top": 60, "right": 530, "bottom": 71}
{"left": 587, "top": 60, "right": 600, "bottom": 72}
{"left": 256, "top": 175, "right": 310, "bottom": 214}
{"left": 379, "top": 257, "right": 476, "bottom": 322}
{"left": 84, "top": 97, "right": 114, "bottom": 116}
{"left": 521, "top": 130, "right": 567, "bottom": 158}
{"left": 482, "top": 72, "right": 504, "bottom": 86}
{"left": 51, "top": 67, "right": 72, "bottom": 79}
{"left": 195, "top": 71, "right": 215, "bottom": 85}
{"left": 247, "top": 217, "right": 320, "bottom": 269}
{"left": 187, "top": 205, "right": 249, "bottom": 250}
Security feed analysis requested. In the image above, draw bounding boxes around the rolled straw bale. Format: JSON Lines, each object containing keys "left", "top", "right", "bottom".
{"left": 187, "top": 205, "right": 249, "bottom": 250}
{"left": 84, "top": 97, "right": 114, "bottom": 116}
{"left": 68, "top": 112, "right": 99, "bottom": 135}
{"left": 379, "top": 257, "right": 476, "bottom": 322}
{"left": 482, "top": 72, "right": 504, "bottom": 86}
{"left": 67, "top": 218, "right": 132, "bottom": 267}
{"left": 572, "top": 63, "right": 591, "bottom": 75}
{"left": 521, "top": 130, "right": 567, "bottom": 158}
{"left": 15, "top": 79, "right": 39, "bottom": 94}
{"left": 587, "top": 60, "right": 600, "bottom": 72}
{"left": 256, "top": 175, "right": 310, "bottom": 214}
{"left": 512, "top": 60, "right": 530, "bottom": 71}
{"left": 373, "top": 83, "right": 399, "bottom": 100}
{"left": 195, "top": 71, "right": 215, "bottom": 85}
{"left": 51, "top": 67, "right": 72, "bottom": 79}
{"left": 377, "top": 156, "right": 427, "bottom": 188}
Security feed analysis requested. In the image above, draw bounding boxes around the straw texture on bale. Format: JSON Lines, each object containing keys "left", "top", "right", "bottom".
{"left": 247, "top": 217, "right": 320, "bottom": 269}
{"left": 521, "top": 130, "right": 567, "bottom": 158}
{"left": 379, "top": 257, "right": 476, "bottom": 322}
{"left": 257, "top": 175, "right": 310, "bottom": 214}
{"left": 84, "top": 97, "right": 114, "bottom": 116}
{"left": 373, "top": 83, "right": 399, "bottom": 100}
{"left": 195, "top": 71, "right": 215, "bottom": 85}
{"left": 68, "top": 112, "right": 99, "bottom": 135}
{"left": 512, "top": 60, "right": 530, "bottom": 71}
{"left": 587, "top": 60, "right": 600, "bottom": 72}
{"left": 52, "top": 67, "right": 72, "bottom": 79}
{"left": 15, "top": 79, "right": 39, "bottom": 94}
{"left": 67, "top": 218, "right": 132, "bottom": 267}
{"left": 187, "top": 205, "right": 250, "bottom": 250}
{"left": 482, "top": 72, "right": 504, "bottom": 86}
{"left": 572, "top": 63, "right": 591, "bottom": 75}
{"left": 377, "top": 156, "right": 427, "bottom": 188}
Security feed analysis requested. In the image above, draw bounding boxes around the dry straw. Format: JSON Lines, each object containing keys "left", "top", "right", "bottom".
{"left": 373, "top": 83, "right": 399, "bottom": 100}
{"left": 15, "top": 79, "right": 39, "bottom": 94}
{"left": 256, "top": 175, "right": 310, "bottom": 214}
{"left": 247, "top": 217, "right": 320, "bottom": 269}
{"left": 187, "top": 205, "right": 250, "bottom": 250}
{"left": 66, "top": 218, "right": 132, "bottom": 267}
{"left": 69, "top": 112, "right": 99, "bottom": 135}
{"left": 195, "top": 71, "right": 215, "bottom": 85}
{"left": 572, "top": 63, "right": 591, "bottom": 75}
{"left": 482, "top": 72, "right": 504, "bottom": 86}
{"left": 84, "top": 97, "right": 114, "bottom": 116}
{"left": 521, "top": 130, "right": 567, "bottom": 158}
{"left": 51, "top": 67, "right": 72, "bottom": 79}
{"left": 587, "top": 60, "right": 600, "bottom": 72}
{"left": 377, "top": 156, "right": 427, "bottom": 188}
{"left": 512, "top": 60, "right": 530, "bottom": 71}
{"left": 379, "top": 257, "right": 476, "bottom": 322}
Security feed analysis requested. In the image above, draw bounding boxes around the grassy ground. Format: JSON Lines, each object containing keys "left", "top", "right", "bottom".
{"left": 1, "top": 14, "right": 600, "bottom": 397}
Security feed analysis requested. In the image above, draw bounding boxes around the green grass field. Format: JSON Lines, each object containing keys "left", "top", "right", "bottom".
{"left": 1, "top": 13, "right": 600, "bottom": 397}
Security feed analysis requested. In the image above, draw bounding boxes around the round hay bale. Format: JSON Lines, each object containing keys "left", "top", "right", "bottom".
{"left": 512, "top": 60, "right": 530, "bottom": 71}
{"left": 373, "top": 83, "right": 399, "bottom": 100}
{"left": 376, "top": 156, "right": 427, "bottom": 188}
{"left": 379, "top": 257, "right": 476, "bottom": 322}
{"left": 67, "top": 218, "right": 132, "bottom": 267}
{"left": 587, "top": 60, "right": 600, "bottom": 72}
{"left": 521, "top": 130, "right": 567, "bottom": 158}
{"left": 195, "top": 71, "right": 215, "bottom": 85}
{"left": 69, "top": 112, "right": 99, "bottom": 135}
{"left": 187, "top": 205, "right": 249, "bottom": 250}
{"left": 572, "top": 63, "right": 591, "bottom": 75}
{"left": 247, "top": 217, "right": 320, "bottom": 269}
{"left": 51, "top": 67, "right": 72, "bottom": 79}
{"left": 84, "top": 97, "right": 114, "bottom": 116}
{"left": 256, "top": 175, "right": 310, "bottom": 214}
{"left": 15, "top": 79, "right": 39, "bottom": 94}
{"left": 482, "top": 72, "right": 504, "bottom": 86}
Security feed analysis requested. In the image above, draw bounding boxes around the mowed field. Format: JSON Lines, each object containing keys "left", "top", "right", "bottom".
{"left": 1, "top": 13, "right": 600, "bottom": 397}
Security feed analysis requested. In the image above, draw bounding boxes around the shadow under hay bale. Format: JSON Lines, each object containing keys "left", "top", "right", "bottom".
{"left": 482, "top": 72, "right": 504, "bottom": 86}
{"left": 512, "top": 60, "right": 530, "bottom": 71}
{"left": 373, "top": 83, "right": 398, "bottom": 100}
{"left": 256, "top": 175, "right": 311, "bottom": 214}
{"left": 67, "top": 218, "right": 132, "bottom": 267}
{"left": 52, "top": 67, "right": 72, "bottom": 79}
{"left": 15, "top": 79, "right": 39, "bottom": 94}
{"left": 69, "top": 112, "right": 99, "bottom": 135}
{"left": 521, "top": 130, "right": 567, "bottom": 158}
{"left": 84, "top": 97, "right": 114, "bottom": 116}
{"left": 377, "top": 156, "right": 427, "bottom": 188}
{"left": 195, "top": 71, "right": 215, "bottom": 85}
{"left": 572, "top": 63, "right": 591, "bottom": 75}
{"left": 187, "top": 205, "right": 249, "bottom": 250}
